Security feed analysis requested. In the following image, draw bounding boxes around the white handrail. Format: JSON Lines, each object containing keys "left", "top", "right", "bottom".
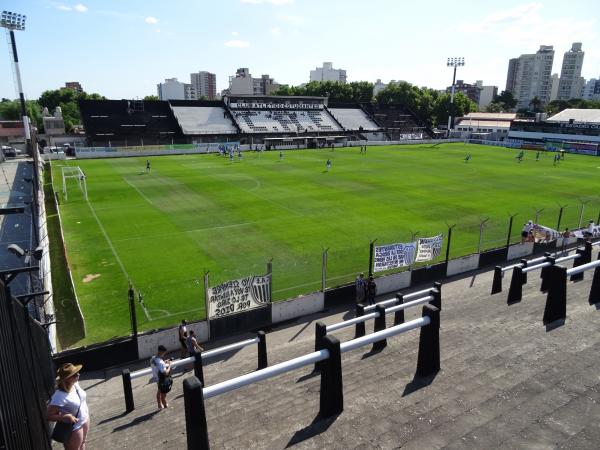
{"left": 340, "top": 316, "right": 430, "bottom": 353}
{"left": 203, "top": 350, "right": 329, "bottom": 399}
{"left": 566, "top": 259, "right": 600, "bottom": 276}
{"left": 326, "top": 312, "right": 378, "bottom": 332}
{"left": 403, "top": 287, "right": 434, "bottom": 301}
{"left": 386, "top": 295, "right": 434, "bottom": 314}
{"left": 130, "top": 337, "right": 260, "bottom": 380}
{"left": 363, "top": 297, "right": 398, "bottom": 313}
{"left": 522, "top": 262, "right": 551, "bottom": 273}
{"left": 501, "top": 255, "right": 548, "bottom": 273}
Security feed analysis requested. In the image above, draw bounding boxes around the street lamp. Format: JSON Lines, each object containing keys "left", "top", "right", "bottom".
{"left": 446, "top": 57, "right": 465, "bottom": 137}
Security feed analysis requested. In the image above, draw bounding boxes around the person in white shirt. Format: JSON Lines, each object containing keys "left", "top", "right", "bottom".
{"left": 47, "top": 363, "right": 90, "bottom": 449}
{"left": 151, "top": 345, "right": 172, "bottom": 410}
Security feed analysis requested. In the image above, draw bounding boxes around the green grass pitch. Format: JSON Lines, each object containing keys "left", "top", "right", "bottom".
{"left": 50, "top": 143, "right": 600, "bottom": 346}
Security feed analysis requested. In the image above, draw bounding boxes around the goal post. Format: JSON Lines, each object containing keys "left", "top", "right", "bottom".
{"left": 61, "top": 166, "right": 88, "bottom": 201}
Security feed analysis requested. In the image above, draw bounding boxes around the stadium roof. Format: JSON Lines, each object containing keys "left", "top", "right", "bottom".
{"left": 455, "top": 119, "right": 511, "bottom": 129}
{"left": 463, "top": 112, "right": 517, "bottom": 121}
{"left": 547, "top": 109, "right": 600, "bottom": 124}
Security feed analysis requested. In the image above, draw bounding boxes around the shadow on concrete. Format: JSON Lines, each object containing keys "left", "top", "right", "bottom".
{"left": 402, "top": 372, "right": 438, "bottom": 397}
{"left": 545, "top": 319, "right": 565, "bottom": 332}
{"left": 296, "top": 370, "right": 320, "bottom": 383}
{"left": 97, "top": 411, "right": 129, "bottom": 426}
{"left": 111, "top": 410, "right": 161, "bottom": 432}
{"left": 288, "top": 320, "right": 313, "bottom": 343}
{"left": 286, "top": 413, "right": 340, "bottom": 448}
{"left": 360, "top": 346, "right": 385, "bottom": 360}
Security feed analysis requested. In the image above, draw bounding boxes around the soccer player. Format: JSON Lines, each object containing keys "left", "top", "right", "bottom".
{"left": 279, "top": 151, "right": 283, "bottom": 161}
{"left": 536, "top": 151, "right": 540, "bottom": 161}
{"left": 146, "top": 160, "right": 151, "bottom": 173}
{"left": 229, "top": 150, "right": 234, "bottom": 162}
{"left": 326, "top": 159, "right": 332, "bottom": 171}
{"left": 464, "top": 153, "right": 471, "bottom": 162}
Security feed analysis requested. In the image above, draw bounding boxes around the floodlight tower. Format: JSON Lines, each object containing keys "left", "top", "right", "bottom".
{"left": 1, "top": 10, "right": 32, "bottom": 157}
{"left": 446, "top": 57, "right": 465, "bottom": 137}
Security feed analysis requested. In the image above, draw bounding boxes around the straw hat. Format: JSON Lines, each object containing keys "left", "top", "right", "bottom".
{"left": 56, "top": 363, "right": 82, "bottom": 383}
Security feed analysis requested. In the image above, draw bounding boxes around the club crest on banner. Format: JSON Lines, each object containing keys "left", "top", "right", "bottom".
{"left": 415, "top": 234, "right": 444, "bottom": 262}
{"left": 374, "top": 242, "right": 416, "bottom": 272}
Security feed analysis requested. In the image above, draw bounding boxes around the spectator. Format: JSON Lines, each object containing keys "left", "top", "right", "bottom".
{"left": 151, "top": 345, "right": 172, "bottom": 410}
{"left": 186, "top": 330, "right": 204, "bottom": 359}
{"left": 355, "top": 273, "right": 366, "bottom": 304}
{"left": 178, "top": 320, "right": 188, "bottom": 358}
{"left": 47, "top": 363, "right": 90, "bottom": 449}
{"left": 366, "top": 275, "right": 377, "bottom": 306}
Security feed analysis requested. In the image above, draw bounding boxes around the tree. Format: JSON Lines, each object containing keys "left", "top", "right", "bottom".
{"left": 431, "top": 92, "right": 477, "bottom": 127}
{"left": 38, "top": 88, "right": 105, "bottom": 132}
{"left": 0, "top": 99, "right": 43, "bottom": 131}
{"left": 143, "top": 95, "right": 159, "bottom": 101}
{"left": 529, "top": 96, "right": 542, "bottom": 113}
{"left": 494, "top": 90, "right": 517, "bottom": 110}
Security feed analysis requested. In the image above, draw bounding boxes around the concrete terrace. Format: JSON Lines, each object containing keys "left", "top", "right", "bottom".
{"left": 76, "top": 250, "right": 600, "bottom": 449}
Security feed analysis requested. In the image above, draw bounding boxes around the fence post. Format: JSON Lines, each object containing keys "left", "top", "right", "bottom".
{"left": 183, "top": 377, "right": 210, "bottom": 450}
{"left": 507, "top": 266, "right": 524, "bottom": 304}
{"left": 416, "top": 305, "right": 440, "bottom": 377}
{"left": 506, "top": 214, "right": 516, "bottom": 248}
{"left": 543, "top": 265, "right": 567, "bottom": 325}
{"left": 372, "top": 305, "right": 387, "bottom": 352}
{"left": 354, "top": 303, "right": 366, "bottom": 338}
{"left": 194, "top": 352, "right": 205, "bottom": 385}
{"left": 540, "top": 256, "right": 555, "bottom": 292}
{"left": 314, "top": 321, "right": 327, "bottom": 372}
{"left": 321, "top": 248, "right": 328, "bottom": 292}
{"left": 394, "top": 294, "right": 405, "bottom": 325}
{"left": 520, "top": 259, "right": 528, "bottom": 284}
{"left": 571, "top": 242, "right": 592, "bottom": 282}
{"left": 556, "top": 205, "right": 565, "bottom": 231}
{"left": 256, "top": 330, "right": 268, "bottom": 370}
{"left": 445, "top": 225, "right": 455, "bottom": 264}
{"left": 589, "top": 254, "right": 600, "bottom": 305}
{"left": 491, "top": 266, "right": 503, "bottom": 294}
{"left": 368, "top": 240, "right": 376, "bottom": 277}
{"left": 319, "top": 335, "right": 343, "bottom": 418}
{"left": 477, "top": 218, "right": 489, "bottom": 253}
{"left": 122, "top": 369, "right": 134, "bottom": 413}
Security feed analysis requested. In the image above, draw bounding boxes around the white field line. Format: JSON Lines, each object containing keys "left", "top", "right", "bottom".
{"left": 148, "top": 306, "right": 205, "bottom": 320}
{"left": 111, "top": 221, "right": 255, "bottom": 243}
{"left": 123, "top": 177, "right": 154, "bottom": 205}
{"left": 84, "top": 196, "right": 152, "bottom": 321}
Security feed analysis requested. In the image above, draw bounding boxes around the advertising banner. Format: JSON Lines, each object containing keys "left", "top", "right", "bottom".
{"left": 415, "top": 234, "right": 444, "bottom": 262}
{"left": 208, "top": 273, "right": 271, "bottom": 319}
{"left": 373, "top": 242, "right": 416, "bottom": 272}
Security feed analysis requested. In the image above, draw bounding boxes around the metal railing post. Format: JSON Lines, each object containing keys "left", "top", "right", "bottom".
{"left": 589, "top": 254, "right": 600, "bottom": 305}
{"left": 354, "top": 303, "right": 366, "bottom": 338}
{"left": 571, "top": 242, "right": 592, "bottom": 282}
{"left": 372, "top": 305, "right": 387, "bottom": 352}
{"left": 319, "top": 335, "right": 343, "bottom": 418}
{"left": 520, "top": 259, "right": 528, "bottom": 285}
{"left": 183, "top": 377, "right": 210, "bottom": 450}
{"left": 416, "top": 305, "right": 440, "bottom": 377}
{"left": 507, "top": 266, "right": 524, "bottom": 304}
{"left": 393, "top": 294, "right": 405, "bottom": 325}
{"left": 257, "top": 330, "right": 268, "bottom": 370}
{"left": 314, "top": 322, "right": 327, "bottom": 372}
{"left": 544, "top": 265, "right": 567, "bottom": 325}
{"left": 491, "top": 266, "right": 503, "bottom": 294}
{"left": 540, "top": 256, "right": 555, "bottom": 293}
{"left": 194, "top": 352, "right": 205, "bottom": 385}
{"left": 122, "top": 369, "right": 134, "bottom": 413}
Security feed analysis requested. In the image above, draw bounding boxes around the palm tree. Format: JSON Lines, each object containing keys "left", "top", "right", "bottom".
{"left": 529, "top": 96, "right": 542, "bottom": 112}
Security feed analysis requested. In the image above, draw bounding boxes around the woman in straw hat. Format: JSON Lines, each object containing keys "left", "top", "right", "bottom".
{"left": 47, "top": 363, "right": 90, "bottom": 449}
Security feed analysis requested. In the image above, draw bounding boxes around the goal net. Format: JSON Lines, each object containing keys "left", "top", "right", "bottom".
{"left": 62, "top": 166, "right": 88, "bottom": 201}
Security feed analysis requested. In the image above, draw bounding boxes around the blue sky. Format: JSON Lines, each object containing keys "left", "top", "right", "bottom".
{"left": 1, "top": 0, "right": 599, "bottom": 100}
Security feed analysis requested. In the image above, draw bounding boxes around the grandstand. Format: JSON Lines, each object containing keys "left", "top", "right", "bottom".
{"left": 78, "top": 99, "right": 183, "bottom": 147}
{"left": 362, "top": 103, "right": 434, "bottom": 140}
{"left": 508, "top": 108, "right": 600, "bottom": 153}
{"left": 169, "top": 100, "right": 238, "bottom": 135}
{"left": 328, "top": 105, "right": 380, "bottom": 131}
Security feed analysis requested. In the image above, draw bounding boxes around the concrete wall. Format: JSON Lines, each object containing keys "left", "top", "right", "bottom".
{"left": 137, "top": 321, "right": 209, "bottom": 359}
{"left": 271, "top": 292, "right": 324, "bottom": 324}
{"left": 375, "top": 270, "right": 411, "bottom": 295}
{"left": 507, "top": 243, "right": 534, "bottom": 261}
{"left": 447, "top": 254, "right": 480, "bottom": 277}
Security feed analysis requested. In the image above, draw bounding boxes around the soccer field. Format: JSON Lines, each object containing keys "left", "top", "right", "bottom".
{"left": 50, "top": 143, "right": 600, "bottom": 345}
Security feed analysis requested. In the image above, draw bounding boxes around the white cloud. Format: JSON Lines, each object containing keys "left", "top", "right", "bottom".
{"left": 231, "top": 31, "right": 239, "bottom": 36}
{"left": 224, "top": 39, "right": 251, "bottom": 48}
{"left": 241, "top": 0, "right": 294, "bottom": 5}
{"left": 57, "top": 5, "right": 71, "bottom": 11}
{"left": 145, "top": 16, "right": 159, "bottom": 24}
{"left": 270, "top": 27, "right": 282, "bottom": 36}
{"left": 74, "top": 3, "right": 88, "bottom": 12}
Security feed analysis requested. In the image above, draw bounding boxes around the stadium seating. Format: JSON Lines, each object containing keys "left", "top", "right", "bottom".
{"left": 170, "top": 106, "right": 238, "bottom": 135}
{"left": 79, "top": 100, "right": 183, "bottom": 146}
{"left": 363, "top": 103, "right": 434, "bottom": 139}
{"left": 231, "top": 110, "right": 343, "bottom": 134}
{"left": 328, "top": 107, "right": 380, "bottom": 131}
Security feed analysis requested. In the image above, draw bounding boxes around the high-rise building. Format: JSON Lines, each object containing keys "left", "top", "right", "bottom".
{"left": 581, "top": 77, "right": 600, "bottom": 101}
{"left": 549, "top": 74, "right": 559, "bottom": 101}
{"left": 557, "top": 43, "right": 585, "bottom": 100}
{"left": 476, "top": 81, "right": 498, "bottom": 110}
{"left": 226, "top": 68, "right": 280, "bottom": 96}
{"left": 506, "top": 45, "right": 555, "bottom": 110}
{"left": 446, "top": 80, "right": 481, "bottom": 104}
{"left": 157, "top": 78, "right": 195, "bottom": 100}
{"left": 65, "top": 82, "right": 83, "bottom": 93}
{"left": 310, "top": 62, "right": 347, "bottom": 83}
{"left": 190, "top": 71, "right": 217, "bottom": 100}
